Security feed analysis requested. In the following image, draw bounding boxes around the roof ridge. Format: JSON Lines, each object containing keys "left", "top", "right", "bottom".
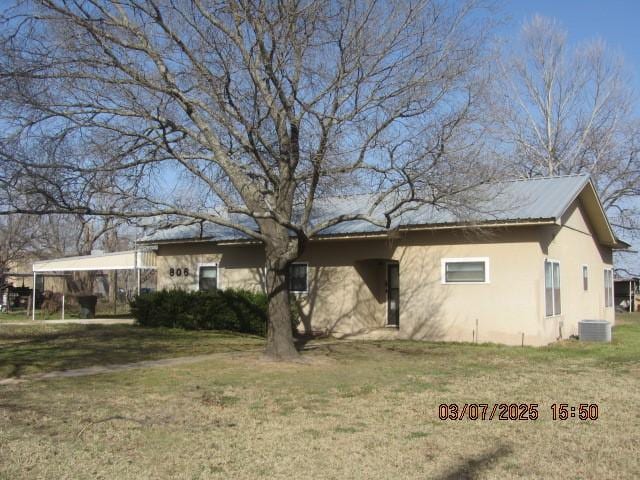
{"left": 493, "top": 173, "right": 590, "bottom": 185}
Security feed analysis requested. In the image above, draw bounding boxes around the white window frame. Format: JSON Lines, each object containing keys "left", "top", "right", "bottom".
{"left": 197, "top": 262, "right": 219, "bottom": 291}
{"left": 604, "top": 268, "right": 614, "bottom": 308}
{"left": 544, "top": 259, "right": 561, "bottom": 317}
{"left": 289, "top": 262, "right": 309, "bottom": 294}
{"left": 441, "top": 257, "right": 490, "bottom": 284}
{"left": 582, "top": 264, "right": 589, "bottom": 291}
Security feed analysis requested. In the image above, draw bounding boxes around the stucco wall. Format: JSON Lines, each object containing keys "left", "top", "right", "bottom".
{"left": 152, "top": 201, "right": 613, "bottom": 346}
{"left": 542, "top": 200, "right": 615, "bottom": 339}
{"left": 294, "top": 239, "right": 394, "bottom": 336}
{"left": 394, "top": 227, "right": 543, "bottom": 344}
{"left": 156, "top": 242, "right": 265, "bottom": 292}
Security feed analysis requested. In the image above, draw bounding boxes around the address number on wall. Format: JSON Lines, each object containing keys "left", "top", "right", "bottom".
{"left": 169, "top": 268, "right": 189, "bottom": 277}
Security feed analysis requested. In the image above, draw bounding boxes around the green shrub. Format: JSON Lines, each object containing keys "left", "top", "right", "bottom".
{"left": 130, "top": 289, "right": 268, "bottom": 336}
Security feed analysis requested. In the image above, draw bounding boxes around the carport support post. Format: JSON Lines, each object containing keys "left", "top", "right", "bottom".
{"left": 134, "top": 247, "right": 140, "bottom": 296}
{"left": 113, "top": 270, "right": 118, "bottom": 315}
{"left": 32, "top": 271, "right": 36, "bottom": 322}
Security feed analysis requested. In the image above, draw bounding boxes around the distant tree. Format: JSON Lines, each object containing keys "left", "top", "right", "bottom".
{"left": 0, "top": 215, "right": 38, "bottom": 286}
{"left": 0, "top": 212, "right": 125, "bottom": 293}
{"left": 0, "top": 0, "right": 497, "bottom": 359}
{"left": 37, "top": 214, "right": 126, "bottom": 293}
{"left": 492, "top": 15, "right": 640, "bottom": 234}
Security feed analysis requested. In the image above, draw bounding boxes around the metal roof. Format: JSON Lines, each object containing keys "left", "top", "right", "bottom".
{"left": 32, "top": 250, "right": 157, "bottom": 272}
{"left": 142, "top": 174, "right": 598, "bottom": 243}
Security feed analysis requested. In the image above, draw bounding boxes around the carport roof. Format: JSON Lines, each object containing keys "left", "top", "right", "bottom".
{"left": 32, "top": 250, "right": 157, "bottom": 273}
{"left": 141, "top": 174, "right": 622, "bottom": 248}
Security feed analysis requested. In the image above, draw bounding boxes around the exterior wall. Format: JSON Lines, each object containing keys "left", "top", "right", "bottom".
{"left": 5, "top": 260, "right": 65, "bottom": 292}
{"left": 152, "top": 201, "right": 614, "bottom": 346}
{"left": 395, "top": 227, "right": 544, "bottom": 344}
{"left": 155, "top": 238, "right": 394, "bottom": 336}
{"left": 542, "top": 200, "right": 614, "bottom": 338}
{"left": 294, "top": 240, "right": 394, "bottom": 336}
{"left": 5, "top": 274, "right": 64, "bottom": 292}
{"left": 156, "top": 242, "right": 265, "bottom": 292}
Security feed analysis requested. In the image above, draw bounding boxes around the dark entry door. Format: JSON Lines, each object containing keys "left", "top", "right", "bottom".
{"left": 387, "top": 263, "right": 399, "bottom": 327}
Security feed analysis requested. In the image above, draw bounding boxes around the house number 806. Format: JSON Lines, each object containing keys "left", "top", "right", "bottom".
{"left": 169, "top": 267, "right": 189, "bottom": 277}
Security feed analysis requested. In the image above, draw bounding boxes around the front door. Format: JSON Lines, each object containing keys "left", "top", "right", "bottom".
{"left": 387, "top": 263, "right": 399, "bottom": 327}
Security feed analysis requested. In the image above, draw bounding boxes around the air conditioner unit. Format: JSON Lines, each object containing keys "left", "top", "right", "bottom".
{"left": 578, "top": 320, "right": 611, "bottom": 342}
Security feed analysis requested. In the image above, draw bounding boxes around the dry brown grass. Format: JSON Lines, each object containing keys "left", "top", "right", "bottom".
{"left": 0, "top": 324, "right": 264, "bottom": 378}
{"left": 1, "top": 316, "right": 639, "bottom": 479}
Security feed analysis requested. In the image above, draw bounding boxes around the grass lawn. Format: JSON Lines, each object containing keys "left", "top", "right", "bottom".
{"left": 0, "top": 307, "right": 133, "bottom": 322}
{"left": 0, "top": 316, "right": 639, "bottom": 479}
{"left": 0, "top": 324, "right": 264, "bottom": 378}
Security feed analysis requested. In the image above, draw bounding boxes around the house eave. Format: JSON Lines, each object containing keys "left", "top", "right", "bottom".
{"left": 140, "top": 218, "right": 557, "bottom": 246}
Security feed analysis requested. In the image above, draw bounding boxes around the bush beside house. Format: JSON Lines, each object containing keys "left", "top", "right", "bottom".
{"left": 131, "top": 289, "right": 300, "bottom": 337}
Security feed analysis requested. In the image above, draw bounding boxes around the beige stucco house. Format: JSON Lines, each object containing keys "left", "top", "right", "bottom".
{"left": 141, "top": 175, "right": 625, "bottom": 346}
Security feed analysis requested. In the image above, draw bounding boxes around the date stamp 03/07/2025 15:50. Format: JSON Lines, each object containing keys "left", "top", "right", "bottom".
{"left": 438, "top": 403, "right": 599, "bottom": 421}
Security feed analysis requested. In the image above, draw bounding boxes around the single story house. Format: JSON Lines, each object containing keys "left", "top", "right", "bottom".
{"left": 141, "top": 174, "right": 625, "bottom": 346}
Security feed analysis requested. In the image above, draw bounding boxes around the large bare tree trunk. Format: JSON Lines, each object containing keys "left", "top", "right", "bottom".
{"left": 262, "top": 219, "right": 299, "bottom": 360}
{"left": 264, "top": 256, "right": 298, "bottom": 360}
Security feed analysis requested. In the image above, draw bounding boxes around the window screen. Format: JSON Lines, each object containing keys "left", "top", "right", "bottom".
{"left": 289, "top": 263, "right": 308, "bottom": 292}
{"left": 199, "top": 266, "right": 217, "bottom": 292}
{"left": 545, "top": 260, "right": 561, "bottom": 316}
{"left": 445, "top": 261, "right": 486, "bottom": 283}
{"left": 604, "top": 269, "right": 614, "bottom": 308}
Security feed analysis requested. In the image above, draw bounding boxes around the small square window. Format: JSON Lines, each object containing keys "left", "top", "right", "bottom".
{"left": 199, "top": 265, "right": 217, "bottom": 292}
{"left": 289, "top": 263, "right": 308, "bottom": 293}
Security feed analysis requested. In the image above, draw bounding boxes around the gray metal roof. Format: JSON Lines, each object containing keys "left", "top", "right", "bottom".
{"left": 142, "top": 174, "right": 592, "bottom": 243}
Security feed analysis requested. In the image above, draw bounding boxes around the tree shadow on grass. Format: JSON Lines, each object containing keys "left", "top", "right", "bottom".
{"left": 293, "top": 332, "right": 331, "bottom": 351}
{"left": 436, "top": 444, "right": 512, "bottom": 480}
{"left": 0, "top": 325, "right": 262, "bottom": 379}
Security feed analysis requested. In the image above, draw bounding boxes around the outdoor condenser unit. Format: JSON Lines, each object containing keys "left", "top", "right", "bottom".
{"left": 578, "top": 320, "right": 612, "bottom": 342}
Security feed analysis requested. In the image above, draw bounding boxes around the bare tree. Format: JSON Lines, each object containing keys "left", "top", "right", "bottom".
{"left": 37, "top": 214, "right": 125, "bottom": 293}
{"left": 0, "top": 212, "right": 126, "bottom": 292}
{"left": 0, "top": 0, "right": 496, "bottom": 359}
{"left": 492, "top": 15, "right": 640, "bottom": 233}
{"left": 0, "top": 215, "right": 39, "bottom": 286}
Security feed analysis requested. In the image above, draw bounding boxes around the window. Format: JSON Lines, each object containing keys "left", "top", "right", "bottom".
{"left": 198, "top": 265, "right": 218, "bottom": 292}
{"left": 604, "top": 269, "right": 614, "bottom": 308}
{"left": 582, "top": 265, "right": 589, "bottom": 291}
{"left": 289, "top": 263, "right": 308, "bottom": 293}
{"left": 441, "top": 258, "right": 489, "bottom": 284}
{"left": 35, "top": 275, "right": 44, "bottom": 293}
{"left": 544, "top": 260, "right": 561, "bottom": 316}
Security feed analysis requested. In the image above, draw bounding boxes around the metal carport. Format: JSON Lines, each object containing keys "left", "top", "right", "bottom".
{"left": 31, "top": 249, "right": 157, "bottom": 321}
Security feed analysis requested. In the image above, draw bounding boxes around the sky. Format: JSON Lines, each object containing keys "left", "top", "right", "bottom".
{"left": 501, "top": 0, "right": 640, "bottom": 91}
{"left": 501, "top": 1, "right": 640, "bottom": 273}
